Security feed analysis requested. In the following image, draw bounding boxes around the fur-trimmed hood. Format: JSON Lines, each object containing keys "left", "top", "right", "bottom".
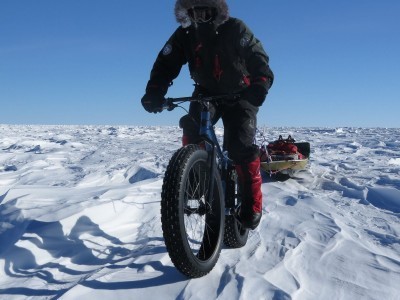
{"left": 175, "top": 0, "right": 229, "bottom": 28}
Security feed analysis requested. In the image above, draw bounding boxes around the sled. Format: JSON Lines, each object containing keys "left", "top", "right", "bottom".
{"left": 259, "top": 135, "right": 310, "bottom": 175}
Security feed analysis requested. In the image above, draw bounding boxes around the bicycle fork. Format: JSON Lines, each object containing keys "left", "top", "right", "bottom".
{"left": 199, "top": 104, "right": 237, "bottom": 217}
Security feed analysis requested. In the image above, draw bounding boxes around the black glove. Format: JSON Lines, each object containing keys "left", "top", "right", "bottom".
{"left": 242, "top": 84, "right": 268, "bottom": 107}
{"left": 141, "top": 91, "right": 165, "bottom": 113}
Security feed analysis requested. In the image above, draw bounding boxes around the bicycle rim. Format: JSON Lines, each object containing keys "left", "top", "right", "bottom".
{"left": 161, "top": 146, "right": 224, "bottom": 277}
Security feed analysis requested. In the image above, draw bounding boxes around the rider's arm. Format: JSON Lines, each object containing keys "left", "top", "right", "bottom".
{"left": 235, "top": 19, "right": 274, "bottom": 104}
{"left": 145, "top": 28, "right": 187, "bottom": 96}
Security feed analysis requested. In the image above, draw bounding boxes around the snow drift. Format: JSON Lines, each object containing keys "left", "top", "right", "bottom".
{"left": 0, "top": 125, "right": 399, "bottom": 299}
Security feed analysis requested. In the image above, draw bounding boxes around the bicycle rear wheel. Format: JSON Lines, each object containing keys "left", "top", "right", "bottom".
{"left": 223, "top": 169, "right": 249, "bottom": 248}
{"left": 161, "top": 145, "right": 224, "bottom": 278}
{"left": 224, "top": 215, "right": 249, "bottom": 248}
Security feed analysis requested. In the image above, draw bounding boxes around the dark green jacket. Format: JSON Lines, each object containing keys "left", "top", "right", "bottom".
{"left": 146, "top": 17, "right": 274, "bottom": 97}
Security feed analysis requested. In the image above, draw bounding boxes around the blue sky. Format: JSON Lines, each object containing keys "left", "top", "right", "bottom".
{"left": 1, "top": 0, "right": 399, "bottom": 127}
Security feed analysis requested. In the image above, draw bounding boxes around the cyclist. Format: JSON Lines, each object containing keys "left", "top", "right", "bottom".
{"left": 141, "top": 0, "right": 274, "bottom": 230}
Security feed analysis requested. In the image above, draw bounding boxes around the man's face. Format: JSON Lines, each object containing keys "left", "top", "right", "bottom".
{"left": 188, "top": 6, "right": 217, "bottom": 23}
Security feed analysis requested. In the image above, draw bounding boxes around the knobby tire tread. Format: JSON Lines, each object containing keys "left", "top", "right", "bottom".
{"left": 161, "top": 145, "right": 223, "bottom": 278}
{"left": 224, "top": 215, "right": 248, "bottom": 248}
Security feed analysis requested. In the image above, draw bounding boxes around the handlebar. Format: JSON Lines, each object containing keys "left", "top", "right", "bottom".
{"left": 162, "top": 94, "right": 241, "bottom": 111}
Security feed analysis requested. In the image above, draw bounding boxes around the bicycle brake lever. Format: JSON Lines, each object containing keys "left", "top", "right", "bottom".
{"left": 167, "top": 104, "right": 177, "bottom": 111}
{"left": 163, "top": 99, "right": 178, "bottom": 111}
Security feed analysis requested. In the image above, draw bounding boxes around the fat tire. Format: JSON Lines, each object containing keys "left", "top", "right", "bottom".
{"left": 224, "top": 215, "right": 249, "bottom": 248}
{"left": 161, "top": 145, "right": 224, "bottom": 278}
{"left": 223, "top": 167, "right": 249, "bottom": 248}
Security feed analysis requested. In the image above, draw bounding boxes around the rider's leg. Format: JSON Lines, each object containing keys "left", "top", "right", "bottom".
{"left": 179, "top": 102, "right": 204, "bottom": 146}
{"left": 234, "top": 156, "right": 262, "bottom": 230}
{"left": 181, "top": 130, "right": 196, "bottom": 146}
{"left": 223, "top": 101, "right": 262, "bottom": 230}
{"left": 179, "top": 98, "right": 220, "bottom": 146}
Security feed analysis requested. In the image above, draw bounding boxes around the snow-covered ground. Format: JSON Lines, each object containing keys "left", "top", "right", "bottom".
{"left": 0, "top": 125, "right": 399, "bottom": 300}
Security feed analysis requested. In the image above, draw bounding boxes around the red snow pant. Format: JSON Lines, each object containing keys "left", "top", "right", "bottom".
{"left": 235, "top": 157, "right": 262, "bottom": 214}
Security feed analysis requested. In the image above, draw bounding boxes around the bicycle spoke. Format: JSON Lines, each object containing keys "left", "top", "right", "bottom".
{"left": 183, "top": 160, "right": 215, "bottom": 254}
{"left": 161, "top": 145, "right": 224, "bottom": 277}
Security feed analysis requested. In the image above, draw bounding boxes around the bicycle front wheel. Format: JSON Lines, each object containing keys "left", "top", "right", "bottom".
{"left": 161, "top": 145, "right": 224, "bottom": 278}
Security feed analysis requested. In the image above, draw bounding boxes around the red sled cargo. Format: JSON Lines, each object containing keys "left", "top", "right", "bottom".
{"left": 260, "top": 135, "right": 310, "bottom": 175}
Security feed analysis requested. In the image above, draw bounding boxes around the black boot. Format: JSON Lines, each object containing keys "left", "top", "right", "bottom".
{"left": 234, "top": 205, "right": 262, "bottom": 230}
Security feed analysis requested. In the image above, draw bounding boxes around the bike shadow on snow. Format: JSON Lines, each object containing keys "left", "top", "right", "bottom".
{"left": 0, "top": 195, "right": 187, "bottom": 298}
{"left": 261, "top": 169, "right": 311, "bottom": 183}
{"left": 262, "top": 171, "right": 291, "bottom": 183}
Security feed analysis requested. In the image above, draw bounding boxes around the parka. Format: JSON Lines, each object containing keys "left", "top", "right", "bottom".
{"left": 145, "top": 2, "right": 273, "bottom": 100}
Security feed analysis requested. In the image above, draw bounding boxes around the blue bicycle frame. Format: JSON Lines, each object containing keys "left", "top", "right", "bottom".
{"left": 164, "top": 95, "right": 238, "bottom": 213}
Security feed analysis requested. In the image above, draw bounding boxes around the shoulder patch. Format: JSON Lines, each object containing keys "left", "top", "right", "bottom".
{"left": 240, "top": 36, "right": 251, "bottom": 47}
{"left": 162, "top": 44, "right": 172, "bottom": 56}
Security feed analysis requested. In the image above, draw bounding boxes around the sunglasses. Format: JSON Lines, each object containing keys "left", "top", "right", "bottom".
{"left": 188, "top": 6, "right": 216, "bottom": 23}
